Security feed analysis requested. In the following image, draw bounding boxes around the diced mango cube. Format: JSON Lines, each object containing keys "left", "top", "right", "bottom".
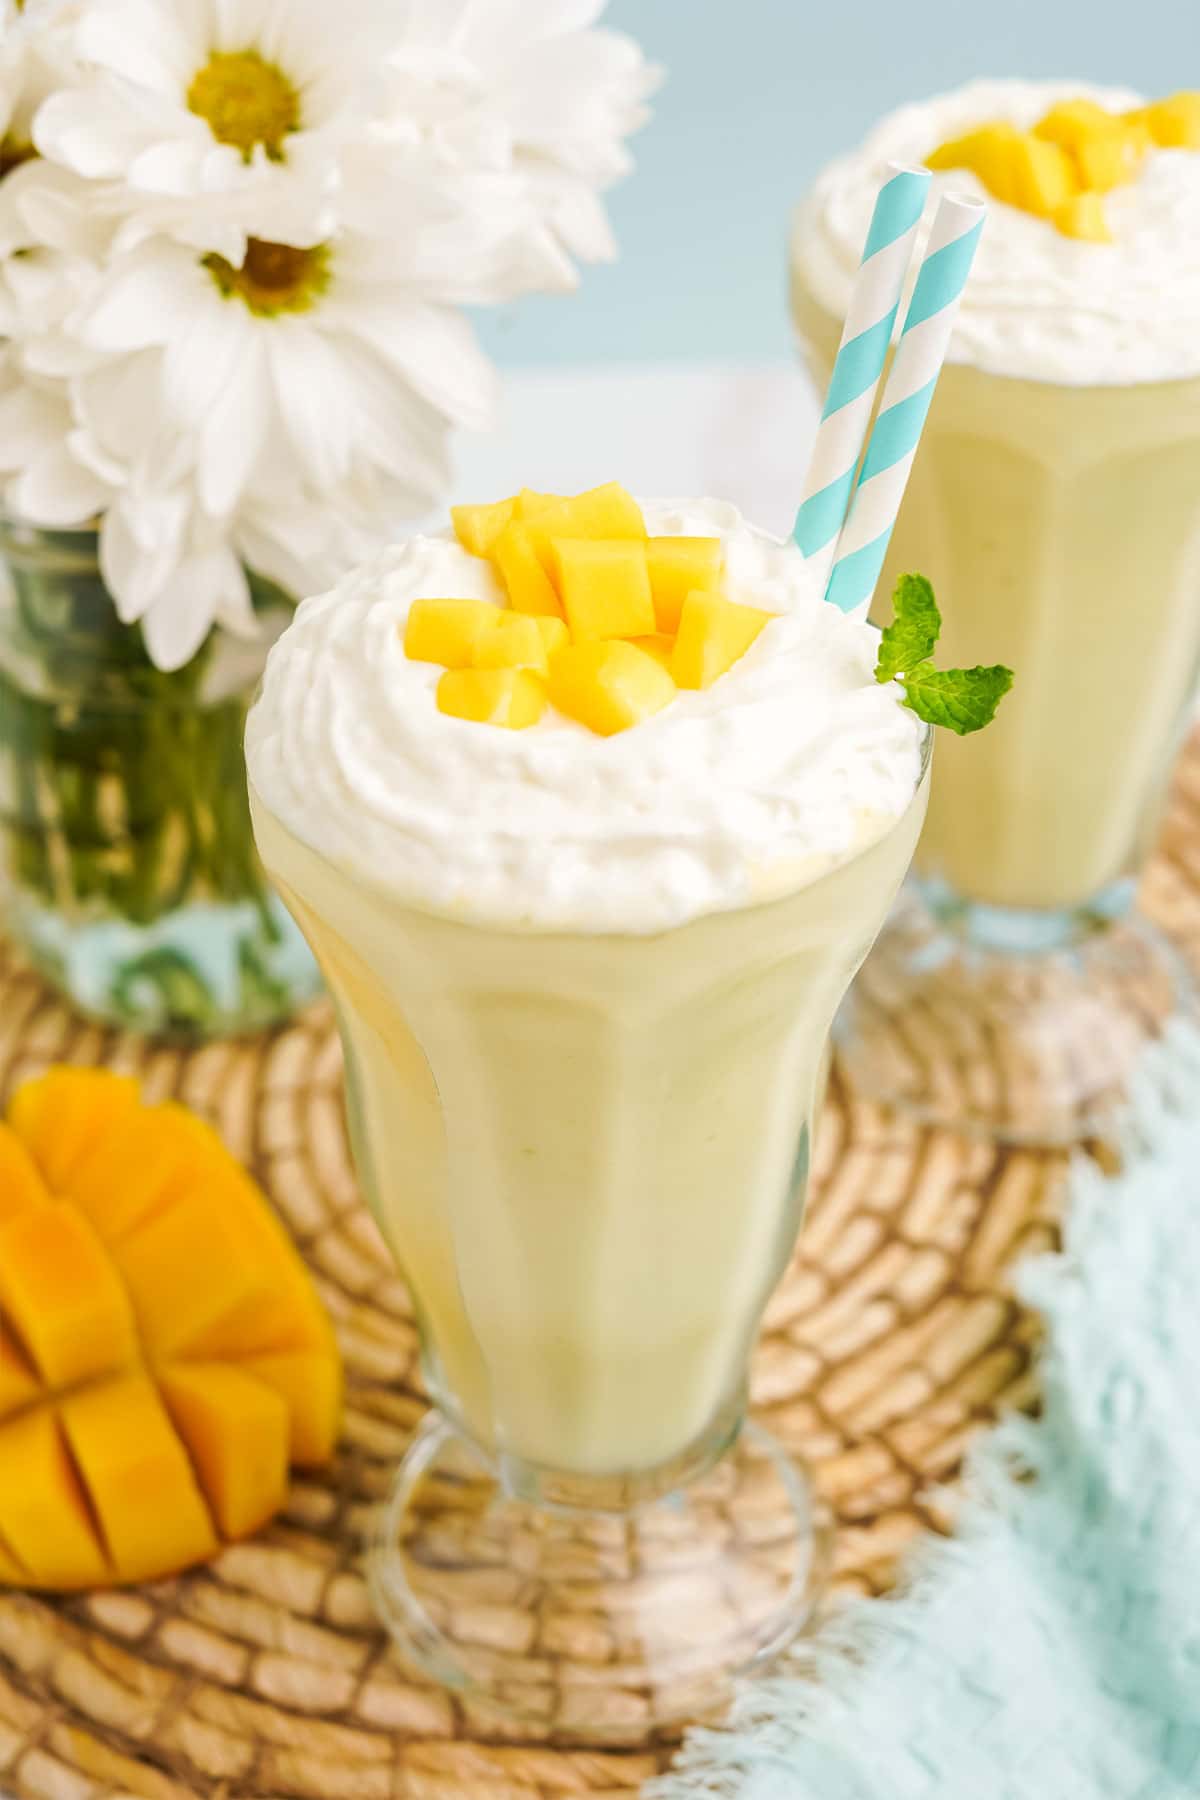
{"left": 1034, "top": 98, "right": 1121, "bottom": 153}
{"left": 516, "top": 488, "right": 563, "bottom": 517}
{"left": 1076, "top": 132, "right": 1143, "bottom": 192}
{"left": 471, "top": 612, "right": 549, "bottom": 675}
{"left": 437, "top": 668, "right": 547, "bottom": 730}
{"left": 159, "top": 1364, "right": 289, "bottom": 1541}
{"left": 534, "top": 616, "right": 570, "bottom": 657}
{"left": 547, "top": 641, "right": 676, "bottom": 737}
{"left": 928, "top": 123, "right": 1023, "bottom": 204}
{"left": 61, "top": 1374, "right": 218, "bottom": 1585}
{"left": 0, "top": 1324, "right": 38, "bottom": 1424}
{"left": 523, "top": 482, "right": 646, "bottom": 576}
{"left": 0, "top": 1408, "right": 109, "bottom": 1589}
{"left": 1054, "top": 191, "right": 1113, "bottom": 243}
{"left": 404, "top": 598, "right": 501, "bottom": 669}
{"left": 0, "top": 1124, "right": 49, "bottom": 1224}
{"left": 671, "top": 593, "right": 773, "bottom": 691}
{"left": 1010, "top": 134, "right": 1078, "bottom": 217}
{"left": 0, "top": 1202, "right": 137, "bottom": 1390}
{"left": 9, "top": 1069, "right": 140, "bottom": 1193}
{"left": 63, "top": 1102, "right": 207, "bottom": 1243}
{"left": 450, "top": 498, "right": 517, "bottom": 559}
{"left": 492, "top": 520, "right": 563, "bottom": 617}
{"left": 628, "top": 634, "right": 676, "bottom": 671}
{"left": 646, "top": 537, "right": 724, "bottom": 633}
{"left": 552, "top": 538, "right": 656, "bottom": 642}
{"left": 1136, "top": 92, "right": 1200, "bottom": 148}
{"left": 242, "top": 1350, "right": 343, "bottom": 1467}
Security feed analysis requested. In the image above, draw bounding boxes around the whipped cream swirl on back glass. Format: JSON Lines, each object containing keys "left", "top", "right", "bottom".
{"left": 794, "top": 79, "right": 1200, "bottom": 386}
{"left": 246, "top": 501, "right": 925, "bottom": 935}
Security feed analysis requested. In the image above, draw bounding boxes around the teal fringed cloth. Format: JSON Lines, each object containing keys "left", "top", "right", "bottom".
{"left": 656, "top": 1030, "right": 1200, "bottom": 1800}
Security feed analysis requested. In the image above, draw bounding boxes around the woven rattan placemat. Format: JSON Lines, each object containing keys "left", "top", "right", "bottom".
{"left": 2, "top": 734, "right": 1198, "bottom": 1798}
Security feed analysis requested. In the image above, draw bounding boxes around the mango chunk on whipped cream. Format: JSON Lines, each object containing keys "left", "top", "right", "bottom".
{"left": 928, "top": 90, "right": 1197, "bottom": 238}
{"left": 413, "top": 483, "right": 770, "bottom": 735}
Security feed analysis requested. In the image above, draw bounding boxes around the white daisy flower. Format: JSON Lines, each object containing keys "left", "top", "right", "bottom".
{"left": 33, "top": 0, "right": 397, "bottom": 260}
{"left": 28, "top": 226, "right": 498, "bottom": 667}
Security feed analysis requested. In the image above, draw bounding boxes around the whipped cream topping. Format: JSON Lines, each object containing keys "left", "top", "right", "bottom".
{"left": 793, "top": 79, "right": 1200, "bottom": 386}
{"left": 246, "top": 501, "right": 926, "bottom": 935}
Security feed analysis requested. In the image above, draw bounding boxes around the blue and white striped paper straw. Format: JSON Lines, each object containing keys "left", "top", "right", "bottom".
{"left": 792, "top": 162, "right": 930, "bottom": 572}
{"left": 825, "top": 193, "right": 986, "bottom": 616}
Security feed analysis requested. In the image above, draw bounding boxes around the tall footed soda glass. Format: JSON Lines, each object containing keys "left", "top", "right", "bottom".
{"left": 246, "top": 497, "right": 930, "bottom": 1733}
{"left": 793, "top": 78, "right": 1200, "bottom": 1144}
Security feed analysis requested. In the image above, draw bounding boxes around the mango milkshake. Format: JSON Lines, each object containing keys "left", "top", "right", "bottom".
{"left": 792, "top": 82, "right": 1200, "bottom": 917}
{"left": 246, "top": 485, "right": 929, "bottom": 1482}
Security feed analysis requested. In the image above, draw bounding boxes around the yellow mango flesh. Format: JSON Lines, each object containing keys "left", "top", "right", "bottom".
{"left": 1034, "top": 98, "right": 1121, "bottom": 152}
{"left": 0, "top": 1409, "right": 110, "bottom": 1588}
{"left": 437, "top": 667, "right": 547, "bottom": 730}
{"left": 491, "top": 520, "right": 563, "bottom": 616}
{"left": 471, "top": 612, "right": 549, "bottom": 675}
{"left": 9, "top": 1069, "right": 140, "bottom": 1192}
{"left": 0, "top": 1124, "right": 48, "bottom": 1224}
{"left": 628, "top": 634, "right": 676, "bottom": 671}
{"left": 928, "top": 123, "right": 1024, "bottom": 204}
{"left": 1076, "top": 132, "right": 1143, "bottom": 192}
{"left": 0, "top": 1203, "right": 137, "bottom": 1391}
{"left": 522, "top": 482, "right": 646, "bottom": 578}
{"left": 552, "top": 538, "right": 656, "bottom": 642}
{"left": 62, "top": 1375, "right": 218, "bottom": 1586}
{"left": 516, "top": 488, "right": 563, "bottom": 517}
{"left": 547, "top": 641, "right": 676, "bottom": 737}
{"left": 1054, "top": 191, "right": 1113, "bottom": 243}
{"left": 450, "top": 497, "right": 517, "bottom": 558}
{"left": 159, "top": 1365, "right": 289, "bottom": 1541}
{"left": 646, "top": 536, "right": 723, "bottom": 633}
{"left": 0, "top": 1067, "right": 341, "bottom": 1590}
{"left": 404, "top": 598, "right": 501, "bottom": 669}
{"left": 672, "top": 593, "right": 773, "bottom": 691}
{"left": 534, "top": 615, "right": 570, "bottom": 657}
{"left": 1136, "top": 92, "right": 1200, "bottom": 148}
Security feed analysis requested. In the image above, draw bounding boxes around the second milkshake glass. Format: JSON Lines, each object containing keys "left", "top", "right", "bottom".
{"left": 792, "top": 93, "right": 1200, "bottom": 1146}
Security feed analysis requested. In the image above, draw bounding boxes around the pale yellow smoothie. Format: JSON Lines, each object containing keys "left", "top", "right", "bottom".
{"left": 246, "top": 498, "right": 928, "bottom": 1479}
{"left": 792, "top": 79, "right": 1200, "bottom": 915}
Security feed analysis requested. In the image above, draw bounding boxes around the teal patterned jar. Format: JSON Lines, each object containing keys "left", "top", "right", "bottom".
{"left": 0, "top": 517, "right": 320, "bottom": 1039}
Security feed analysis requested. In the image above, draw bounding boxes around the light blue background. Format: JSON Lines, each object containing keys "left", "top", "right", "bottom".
{"left": 476, "top": 0, "right": 1193, "bottom": 367}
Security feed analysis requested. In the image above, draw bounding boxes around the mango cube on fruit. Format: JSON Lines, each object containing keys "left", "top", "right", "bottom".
{"left": 1034, "top": 99, "right": 1145, "bottom": 192}
{"left": 472, "top": 612, "right": 549, "bottom": 675}
{"left": 0, "top": 1065, "right": 342, "bottom": 1591}
{"left": 671, "top": 592, "right": 772, "bottom": 691}
{"left": 547, "top": 641, "right": 676, "bottom": 737}
{"left": 450, "top": 498, "right": 517, "bottom": 559}
{"left": 516, "top": 488, "right": 563, "bottom": 517}
{"left": 160, "top": 1364, "right": 289, "bottom": 1541}
{"left": 928, "top": 123, "right": 1023, "bottom": 204}
{"left": 62, "top": 1375, "right": 218, "bottom": 1586}
{"left": 523, "top": 482, "right": 646, "bottom": 576}
{"left": 437, "top": 667, "right": 547, "bottom": 730}
{"left": 535, "top": 615, "right": 569, "bottom": 656}
{"left": 1009, "top": 134, "right": 1078, "bottom": 217}
{"left": 0, "top": 1202, "right": 137, "bottom": 1390}
{"left": 1136, "top": 92, "right": 1200, "bottom": 148}
{"left": 492, "top": 520, "right": 563, "bottom": 616}
{"left": 1054, "top": 192, "right": 1112, "bottom": 243}
{"left": 628, "top": 634, "right": 676, "bottom": 671}
{"left": 404, "top": 598, "right": 501, "bottom": 669}
{"left": 552, "top": 538, "right": 656, "bottom": 642}
{"left": 646, "top": 536, "right": 723, "bottom": 633}
{"left": 0, "top": 1124, "right": 48, "bottom": 1223}
{"left": 1076, "top": 132, "right": 1143, "bottom": 192}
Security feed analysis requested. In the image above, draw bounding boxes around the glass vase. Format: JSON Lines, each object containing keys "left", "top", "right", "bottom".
{"left": 0, "top": 518, "right": 319, "bottom": 1040}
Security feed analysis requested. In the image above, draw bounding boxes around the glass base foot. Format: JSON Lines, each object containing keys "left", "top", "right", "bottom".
{"left": 368, "top": 1411, "right": 829, "bottom": 1743}
{"left": 836, "top": 888, "right": 1196, "bottom": 1147}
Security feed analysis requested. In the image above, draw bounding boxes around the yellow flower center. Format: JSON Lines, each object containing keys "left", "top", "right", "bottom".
{"left": 204, "top": 238, "right": 331, "bottom": 317}
{"left": 186, "top": 49, "right": 299, "bottom": 162}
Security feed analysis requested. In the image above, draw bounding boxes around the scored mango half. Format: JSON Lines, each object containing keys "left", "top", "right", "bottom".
{"left": 0, "top": 1067, "right": 342, "bottom": 1591}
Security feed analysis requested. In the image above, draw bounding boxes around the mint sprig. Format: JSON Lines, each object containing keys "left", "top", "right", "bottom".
{"left": 875, "top": 573, "right": 1013, "bottom": 736}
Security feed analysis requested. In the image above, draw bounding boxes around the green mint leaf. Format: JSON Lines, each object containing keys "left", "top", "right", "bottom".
{"left": 901, "top": 664, "right": 1014, "bottom": 736}
{"left": 875, "top": 573, "right": 941, "bottom": 683}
